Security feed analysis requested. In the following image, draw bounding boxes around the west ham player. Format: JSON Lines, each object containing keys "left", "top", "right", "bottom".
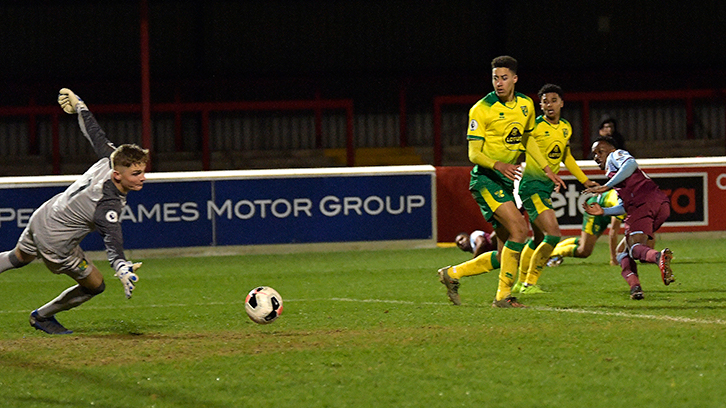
{"left": 583, "top": 136, "right": 673, "bottom": 300}
{"left": 0, "top": 89, "right": 148, "bottom": 334}
{"left": 437, "top": 56, "right": 565, "bottom": 308}
{"left": 455, "top": 230, "right": 497, "bottom": 257}
{"left": 514, "top": 84, "right": 598, "bottom": 294}
{"left": 451, "top": 230, "right": 501, "bottom": 278}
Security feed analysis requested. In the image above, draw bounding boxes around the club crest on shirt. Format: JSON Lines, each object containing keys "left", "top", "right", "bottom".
{"left": 520, "top": 106, "right": 528, "bottom": 116}
{"left": 106, "top": 210, "right": 119, "bottom": 223}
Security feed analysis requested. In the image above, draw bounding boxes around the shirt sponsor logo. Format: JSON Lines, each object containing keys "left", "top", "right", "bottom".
{"left": 505, "top": 128, "right": 522, "bottom": 144}
{"left": 548, "top": 144, "right": 563, "bottom": 159}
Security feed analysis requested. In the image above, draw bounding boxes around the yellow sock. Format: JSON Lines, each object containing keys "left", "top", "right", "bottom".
{"left": 517, "top": 239, "right": 537, "bottom": 284}
{"left": 449, "top": 251, "right": 500, "bottom": 279}
{"left": 550, "top": 237, "right": 579, "bottom": 258}
{"left": 525, "top": 235, "right": 560, "bottom": 286}
{"left": 496, "top": 241, "right": 525, "bottom": 301}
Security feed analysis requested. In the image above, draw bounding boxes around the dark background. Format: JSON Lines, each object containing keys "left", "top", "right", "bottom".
{"left": 4, "top": 1, "right": 726, "bottom": 112}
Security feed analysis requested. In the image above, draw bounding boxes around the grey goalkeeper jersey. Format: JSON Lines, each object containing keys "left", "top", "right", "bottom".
{"left": 32, "top": 107, "right": 129, "bottom": 270}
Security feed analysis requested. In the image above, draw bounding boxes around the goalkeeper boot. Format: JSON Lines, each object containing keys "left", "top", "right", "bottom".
{"left": 630, "top": 285, "right": 644, "bottom": 300}
{"left": 521, "top": 284, "right": 547, "bottom": 294}
{"left": 492, "top": 296, "right": 526, "bottom": 308}
{"left": 658, "top": 248, "right": 675, "bottom": 286}
{"left": 547, "top": 255, "right": 564, "bottom": 267}
{"left": 29, "top": 310, "right": 72, "bottom": 335}
{"left": 437, "top": 266, "right": 461, "bottom": 305}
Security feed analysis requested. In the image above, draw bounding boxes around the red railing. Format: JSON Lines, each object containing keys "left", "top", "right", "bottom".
{"left": 0, "top": 98, "right": 355, "bottom": 174}
{"left": 433, "top": 89, "right": 726, "bottom": 165}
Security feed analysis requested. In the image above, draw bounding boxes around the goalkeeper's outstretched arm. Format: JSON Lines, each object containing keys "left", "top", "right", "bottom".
{"left": 58, "top": 88, "right": 116, "bottom": 159}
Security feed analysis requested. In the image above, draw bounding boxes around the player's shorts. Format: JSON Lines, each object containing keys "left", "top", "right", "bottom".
{"left": 469, "top": 169, "right": 515, "bottom": 230}
{"left": 625, "top": 199, "right": 670, "bottom": 239}
{"left": 519, "top": 180, "right": 554, "bottom": 223}
{"left": 16, "top": 208, "right": 93, "bottom": 280}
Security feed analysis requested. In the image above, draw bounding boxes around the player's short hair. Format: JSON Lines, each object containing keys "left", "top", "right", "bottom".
{"left": 111, "top": 144, "right": 149, "bottom": 169}
{"left": 538, "top": 83, "right": 563, "bottom": 99}
{"left": 491, "top": 55, "right": 518, "bottom": 74}
{"left": 593, "top": 135, "right": 617, "bottom": 148}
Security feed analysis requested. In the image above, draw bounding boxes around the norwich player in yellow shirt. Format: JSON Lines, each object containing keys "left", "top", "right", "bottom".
{"left": 547, "top": 189, "right": 626, "bottom": 267}
{"left": 438, "top": 56, "right": 566, "bottom": 308}
{"left": 514, "top": 84, "right": 598, "bottom": 294}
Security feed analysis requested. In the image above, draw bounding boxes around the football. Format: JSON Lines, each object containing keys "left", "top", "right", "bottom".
{"left": 245, "top": 286, "right": 283, "bottom": 324}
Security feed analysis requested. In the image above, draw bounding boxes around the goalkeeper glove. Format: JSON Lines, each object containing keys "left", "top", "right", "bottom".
{"left": 57, "top": 88, "right": 86, "bottom": 114}
{"left": 114, "top": 261, "right": 142, "bottom": 299}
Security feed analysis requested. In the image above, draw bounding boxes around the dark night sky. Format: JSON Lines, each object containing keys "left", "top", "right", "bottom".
{"left": 3, "top": 1, "right": 726, "bottom": 109}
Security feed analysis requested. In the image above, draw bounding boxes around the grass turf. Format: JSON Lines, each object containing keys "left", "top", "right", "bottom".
{"left": 0, "top": 236, "right": 725, "bottom": 407}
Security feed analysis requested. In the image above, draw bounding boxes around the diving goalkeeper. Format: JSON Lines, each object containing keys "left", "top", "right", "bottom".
{"left": 0, "top": 89, "right": 148, "bottom": 334}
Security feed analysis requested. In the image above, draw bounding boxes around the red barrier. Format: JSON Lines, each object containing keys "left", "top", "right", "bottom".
{"left": 0, "top": 98, "right": 355, "bottom": 173}
{"left": 435, "top": 166, "right": 493, "bottom": 242}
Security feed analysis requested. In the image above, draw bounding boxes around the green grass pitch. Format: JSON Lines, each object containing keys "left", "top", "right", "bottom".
{"left": 1, "top": 236, "right": 725, "bottom": 407}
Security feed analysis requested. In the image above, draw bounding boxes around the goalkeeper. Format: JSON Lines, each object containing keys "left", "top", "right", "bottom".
{"left": 0, "top": 89, "right": 148, "bottom": 334}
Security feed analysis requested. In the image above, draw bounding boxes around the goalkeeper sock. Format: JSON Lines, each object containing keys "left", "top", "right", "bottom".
{"left": 0, "top": 250, "right": 30, "bottom": 274}
{"left": 517, "top": 239, "right": 537, "bottom": 284}
{"left": 496, "top": 240, "right": 525, "bottom": 301}
{"left": 36, "top": 284, "right": 99, "bottom": 317}
{"left": 449, "top": 251, "right": 500, "bottom": 279}
{"left": 524, "top": 235, "right": 560, "bottom": 286}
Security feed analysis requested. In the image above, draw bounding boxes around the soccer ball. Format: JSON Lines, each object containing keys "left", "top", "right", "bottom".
{"left": 245, "top": 286, "right": 283, "bottom": 324}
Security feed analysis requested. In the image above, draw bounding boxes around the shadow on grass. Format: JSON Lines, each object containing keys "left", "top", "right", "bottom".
{"left": 0, "top": 352, "right": 232, "bottom": 408}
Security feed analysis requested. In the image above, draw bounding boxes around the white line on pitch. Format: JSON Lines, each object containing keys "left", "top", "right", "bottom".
{"left": 2, "top": 297, "right": 725, "bottom": 326}
{"left": 329, "top": 297, "right": 726, "bottom": 325}
{"left": 534, "top": 306, "right": 726, "bottom": 325}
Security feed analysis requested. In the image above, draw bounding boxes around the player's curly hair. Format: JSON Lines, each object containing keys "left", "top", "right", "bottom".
{"left": 538, "top": 83, "right": 564, "bottom": 99}
{"left": 491, "top": 55, "right": 518, "bottom": 74}
{"left": 593, "top": 135, "right": 617, "bottom": 148}
{"left": 111, "top": 144, "right": 149, "bottom": 169}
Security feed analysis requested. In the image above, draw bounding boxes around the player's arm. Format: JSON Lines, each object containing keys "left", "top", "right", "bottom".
{"left": 600, "top": 196, "right": 625, "bottom": 217}
{"left": 472, "top": 237, "right": 486, "bottom": 257}
{"left": 58, "top": 88, "right": 116, "bottom": 159}
{"left": 562, "top": 146, "right": 598, "bottom": 187}
{"left": 94, "top": 186, "right": 141, "bottom": 298}
{"left": 603, "top": 157, "right": 638, "bottom": 188}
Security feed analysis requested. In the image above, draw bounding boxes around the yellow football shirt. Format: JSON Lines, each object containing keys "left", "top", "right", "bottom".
{"left": 522, "top": 115, "right": 573, "bottom": 180}
{"left": 467, "top": 91, "right": 536, "bottom": 175}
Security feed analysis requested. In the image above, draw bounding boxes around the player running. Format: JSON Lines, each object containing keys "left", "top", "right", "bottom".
{"left": 514, "top": 84, "right": 598, "bottom": 294}
{"left": 583, "top": 136, "right": 673, "bottom": 300}
{"left": 437, "top": 56, "right": 565, "bottom": 308}
{"left": 0, "top": 89, "right": 148, "bottom": 334}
